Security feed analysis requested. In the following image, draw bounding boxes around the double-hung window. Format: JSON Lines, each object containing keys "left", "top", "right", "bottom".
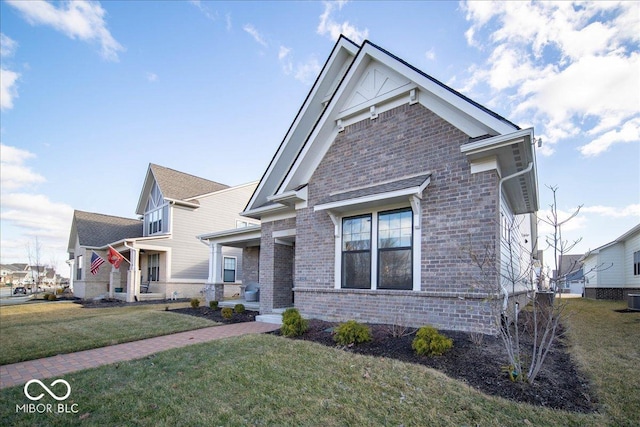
{"left": 223, "top": 257, "right": 237, "bottom": 283}
{"left": 76, "top": 255, "right": 83, "bottom": 281}
{"left": 341, "top": 208, "right": 413, "bottom": 290}
{"left": 634, "top": 251, "right": 640, "bottom": 276}
{"left": 378, "top": 209, "right": 413, "bottom": 289}
{"left": 342, "top": 215, "right": 372, "bottom": 288}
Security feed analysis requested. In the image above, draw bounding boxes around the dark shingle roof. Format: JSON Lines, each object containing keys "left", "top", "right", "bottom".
{"left": 150, "top": 164, "right": 229, "bottom": 202}
{"left": 318, "top": 174, "right": 431, "bottom": 206}
{"left": 74, "top": 210, "right": 143, "bottom": 248}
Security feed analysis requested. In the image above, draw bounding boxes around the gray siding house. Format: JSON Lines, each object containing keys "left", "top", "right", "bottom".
{"left": 68, "top": 164, "right": 258, "bottom": 301}
{"left": 202, "top": 37, "right": 539, "bottom": 333}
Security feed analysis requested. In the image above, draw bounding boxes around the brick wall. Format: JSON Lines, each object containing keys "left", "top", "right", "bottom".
{"left": 292, "top": 103, "right": 504, "bottom": 333}
{"left": 259, "top": 218, "right": 296, "bottom": 313}
{"left": 242, "top": 247, "right": 260, "bottom": 285}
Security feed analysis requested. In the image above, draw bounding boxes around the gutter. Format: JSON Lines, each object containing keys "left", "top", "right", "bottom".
{"left": 498, "top": 161, "right": 534, "bottom": 312}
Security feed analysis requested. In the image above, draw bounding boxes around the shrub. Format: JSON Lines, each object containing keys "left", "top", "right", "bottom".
{"left": 209, "top": 300, "right": 219, "bottom": 309}
{"left": 412, "top": 326, "right": 453, "bottom": 356}
{"left": 190, "top": 298, "right": 200, "bottom": 309}
{"left": 47, "top": 293, "right": 57, "bottom": 301}
{"left": 221, "top": 307, "right": 233, "bottom": 319}
{"left": 234, "top": 303, "right": 245, "bottom": 314}
{"left": 333, "top": 320, "right": 372, "bottom": 346}
{"left": 281, "top": 308, "right": 308, "bottom": 337}
{"left": 56, "top": 288, "right": 64, "bottom": 295}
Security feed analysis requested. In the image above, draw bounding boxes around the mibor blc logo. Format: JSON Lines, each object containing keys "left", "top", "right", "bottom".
{"left": 16, "top": 379, "right": 79, "bottom": 414}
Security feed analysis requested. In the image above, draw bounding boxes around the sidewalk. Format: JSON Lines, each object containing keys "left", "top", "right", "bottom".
{"left": 0, "top": 321, "right": 280, "bottom": 390}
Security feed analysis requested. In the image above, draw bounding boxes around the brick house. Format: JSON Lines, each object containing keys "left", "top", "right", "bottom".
{"left": 201, "top": 36, "right": 539, "bottom": 333}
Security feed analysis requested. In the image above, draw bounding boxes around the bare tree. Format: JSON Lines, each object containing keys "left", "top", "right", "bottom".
{"left": 25, "top": 236, "right": 43, "bottom": 293}
{"left": 462, "top": 187, "right": 576, "bottom": 384}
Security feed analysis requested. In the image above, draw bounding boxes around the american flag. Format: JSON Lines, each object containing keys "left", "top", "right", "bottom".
{"left": 90, "top": 251, "right": 106, "bottom": 275}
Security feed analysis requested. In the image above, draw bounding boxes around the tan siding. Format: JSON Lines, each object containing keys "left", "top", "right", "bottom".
{"left": 144, "top": 182, "right": 258, "bottom": 280}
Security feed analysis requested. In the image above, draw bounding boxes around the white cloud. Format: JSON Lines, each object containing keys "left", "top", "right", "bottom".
{"left": 189, "top": 0, "right": 218, "bottom": 21}
{"left": 0, "top": 144, "right": 73, "bottom": 273}
{"left": 0, "top": 33, "right": 18, "bottom": 57}
{"left": 0, "top": 144, "right": 45, "bottom": 190}
{"left": 225, "top": 13, "right": 232, "bottom": 31}
{"left": 317, "top": 1, "right": 368, "bottom": 44}
{"left": 279, "top": 46, "right": 293, "bottom": 75}
{"left": 0, "top": 68, "right": 20, "bottom": 111}
{"left": 425, "top": 48, "right": 436, "bottom": 61}
{"left": 460, "top": 1, "right": 640, "bottom": 157}
{"left": 243, "top": 24, "right": 267, "bottom": 47}
{"left": 294, "top": 58, "right": 321, "bottom": 85}
{"left": 579, "top": 117, "right": 640, "bottom": 157}
{"left": 146, "top": 72, "right": 158, "bottom": 83}
{"left": 582, "top": 204, "right": 640, "bottom": 218}
{"left": 6, "top": 0, "right": 124, "bottom": 61}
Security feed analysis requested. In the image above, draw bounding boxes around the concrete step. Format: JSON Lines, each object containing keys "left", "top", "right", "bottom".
{"left": 255, "top": 313, "right": 283, "bottom": 325}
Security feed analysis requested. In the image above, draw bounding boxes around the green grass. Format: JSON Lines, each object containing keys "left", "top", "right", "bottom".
{"left": 0, "top": 298, "right": 637, "bottom": 426}
{"left": 0, "top": 334, "right": 601, "bottom": 427}
{"left": 0, "top": 302, "right": 217, "bottom": 365}
{"left": 563, "top": 298, "right": 640, "bottom": 427}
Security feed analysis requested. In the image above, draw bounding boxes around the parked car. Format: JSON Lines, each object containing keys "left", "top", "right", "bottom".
{"left": 13, "top": 287, "right": 27, "bottom": 295}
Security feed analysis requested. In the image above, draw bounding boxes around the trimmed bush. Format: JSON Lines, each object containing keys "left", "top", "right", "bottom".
{"left": 234, "top": 303, "right": 245, "bottom": 314}
{"left": 412, "top": 326, "right": 453, "bottom": 356}
{"left": 47, "top": 293, "right": 57, "bottom": 301}
{"left": 281, "top": 308, "right": 308, "bottom": 337}
{"left": 221, "top": 307, "right": 233, "bottom": 319}
{"left": 190, "top": 298, "right": 200, "bottom": 309}
{"left": 209, "top": 301, "right": 219, "bottom": 309}
{"left": 333, "top": 320, "right": 372, "bottom": 346}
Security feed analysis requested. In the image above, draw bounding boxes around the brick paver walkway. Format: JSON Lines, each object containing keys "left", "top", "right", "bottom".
{"left": 0, "top": 322, "right": 280, "bottom": 390}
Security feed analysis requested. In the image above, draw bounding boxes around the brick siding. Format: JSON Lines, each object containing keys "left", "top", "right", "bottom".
{"left": 288, "top": 103, "right": 507, "bottom": 333}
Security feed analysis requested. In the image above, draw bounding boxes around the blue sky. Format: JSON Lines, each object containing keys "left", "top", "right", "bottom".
{"left": 1, "top": 1, "right": 638, "bottom": 276}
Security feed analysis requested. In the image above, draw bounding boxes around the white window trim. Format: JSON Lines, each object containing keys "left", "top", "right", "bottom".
{"left": 331, "top": 203, "right": 421, "bottom": 291}
{"left": 223, "top": 256, "right": 237, "bottom": 283}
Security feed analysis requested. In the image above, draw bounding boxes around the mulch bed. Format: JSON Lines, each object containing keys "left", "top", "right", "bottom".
{"left": 277, "top": 319, "right": 598, "bottom": 414}
{"left": 76, "top": 298, "right": 192, "bottom": 308}
{"left": 95, "top": 300, "right": 597, "bottom": 413}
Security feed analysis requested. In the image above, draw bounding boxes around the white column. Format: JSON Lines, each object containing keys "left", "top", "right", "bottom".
{"left": 210, "top": 243, "right": 223, "bottom": 284}
{"left": 126, "top": 248, "right": 140, "bottom": 303}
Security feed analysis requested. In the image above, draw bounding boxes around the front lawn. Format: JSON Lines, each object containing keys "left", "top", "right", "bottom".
{"left": 0, "top": 302, "right": 217, "bottom": 365}
{"left": 0, "top": 298, "right": 637, "bottom": 426}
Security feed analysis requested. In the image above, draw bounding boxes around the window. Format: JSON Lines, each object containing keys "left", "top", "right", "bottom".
{"left": 340, "top": 209, "right": 414, "bottom": 290}
{"left": 378, "top": 209, "right": 413, "bottom": 290}
{"left": 148, "top": 254, "right": 160, "bottom": 282}
{"left": 223, "top": 257, "right": 237, "bottom": 282}
{"left": 342, "top": 215, "right": 372, "bottom": 288}
{"left": 144, "top": 182, "right": 169, "bottom": 236}
{"left": 76, "top": 255, "right": 83, "bottom": 280}
{"left": 634, "top": 251, "right": 640, "bottom": 276}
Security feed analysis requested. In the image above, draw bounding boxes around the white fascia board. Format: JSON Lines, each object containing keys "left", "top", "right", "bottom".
{"left": 267, "top": 186, "right": 308, "bottom": 205}
{"left": 165, "top": 198, "right": 200, "bottom": 209}
{"left": 461, "top": 128, "right": 534, "bottom": 157}
{"left": 242, "top": 202, "right": 290, "bottom": 220}
{"left": 197, "top": 226, "right": 262, "bottom": 246}
{"left": 135, "top": 165, "right": 154, "bottom": 215}
{"left": 245, "top": 39, "right": 358, "bottom": 212}
{"left": 314, "top": 185, "right": 427, "bottom": 213}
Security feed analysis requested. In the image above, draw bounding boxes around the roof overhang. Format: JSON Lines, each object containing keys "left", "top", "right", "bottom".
{"left": 197, "top": 225, "right": 262, "bottom": 248}
{"left": 315, "top": 174, "right": 431, "bottom": 214}
{"left": 461, "top": 128, "right": 539, "bottom": 214}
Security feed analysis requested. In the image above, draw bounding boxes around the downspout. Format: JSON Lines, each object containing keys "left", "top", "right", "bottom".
{"left": 498, "top": 161, "right": 534, "bottom": 312}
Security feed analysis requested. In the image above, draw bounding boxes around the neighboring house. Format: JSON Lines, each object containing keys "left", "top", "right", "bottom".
{"left": 68, "top": 163, "right": 258, "bottom": 301}
{"left": 200, "top": 36, "right": 539, "bottom": 334}
{"left": 582, "top": 223, "right": 640, "bottom": 300}
{"left": 552, "top": 254, "right": 584, "bottom": 295}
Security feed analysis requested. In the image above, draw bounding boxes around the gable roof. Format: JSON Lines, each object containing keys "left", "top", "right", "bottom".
{"left": 135, "top": 164, "right": 230, "bottom": 215}
{"left": 583, "top": 222, "right": 640, "bottom": 258}
{"left": 243, "top": 36, "right": 529, "bottom": 218}
{"left": 68, "top": 210, "right": 143, "bottom": 251}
